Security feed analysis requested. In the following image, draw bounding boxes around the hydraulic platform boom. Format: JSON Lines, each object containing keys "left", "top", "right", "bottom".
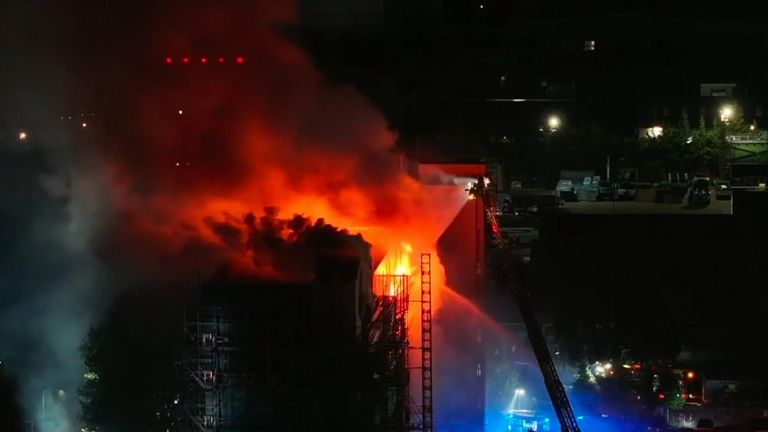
{"left": 470, "top": 177, "right": 581, "bottom": 432}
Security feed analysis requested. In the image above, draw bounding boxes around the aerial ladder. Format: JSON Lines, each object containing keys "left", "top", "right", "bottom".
{"left": 469, "top": 177, "right": 582, "bottom": 432}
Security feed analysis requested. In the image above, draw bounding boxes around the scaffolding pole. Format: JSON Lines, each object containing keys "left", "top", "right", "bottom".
{"left": 420, "top": 253, "right": 433, "bottom": 432}
{"left": 373, "top": 274, "right": 410, "bottom": 432}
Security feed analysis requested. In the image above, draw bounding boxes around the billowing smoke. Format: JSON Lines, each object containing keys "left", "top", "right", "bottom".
{"left": 71, "top": 0, "right": 434, "bottom": 285}
{"left": 0, "top": 1, "right": 466, "bottom": 429}
{"left": 205, "top": 207, "right": 366, "bottom": 282}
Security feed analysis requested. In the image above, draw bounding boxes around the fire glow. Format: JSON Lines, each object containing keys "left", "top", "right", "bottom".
{"left": 375, "top": 242, "right": 414, "bottom": 297}
{"left": 86, "top": 1, "right": 471, "bottom": 312}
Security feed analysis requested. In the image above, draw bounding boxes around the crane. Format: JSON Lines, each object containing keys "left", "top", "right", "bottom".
{"left": 469, "top": 176, "right": 582, "bottom": 432}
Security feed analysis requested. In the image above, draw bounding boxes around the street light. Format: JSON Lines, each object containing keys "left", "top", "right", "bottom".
{"left": 720, "top": 105, "right": 734, "bottom": 123}
{"left": 542, "top": 115, "right": 562, "bottom": 183}
{"left": 18, "top": 131, "right": 28, "bottom": 141}
{"left": 40, "top": 389, "right": 65, "bottom": 432}
{"left": 547, "top": 115, "right": 562, "bottom": 131}
{"left": 515, "top": 388, "right": 525, "bottom": 396}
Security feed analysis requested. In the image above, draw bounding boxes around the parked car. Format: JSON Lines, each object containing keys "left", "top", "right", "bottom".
{"left": 615, "top": 181, "right": 637, "bottom": 200}
{"left": 596, "top": 181, "right": 616, "bottom": 201}
{"left": 712, "top": 179, "right": 732, "bottom": 200}
{"left": 687, "top": 177, "right": 711, "bottom": 206}
{"left": 556, "top": 179, "right": 577, "bottom": 202}
{"left": 578, "top": 176, "right": 600, "bottom": 201}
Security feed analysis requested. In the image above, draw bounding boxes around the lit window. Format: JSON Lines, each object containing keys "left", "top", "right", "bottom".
{"left": 584, "top": 40, "right": 596, "bottom": 51}
{"left": 202, "top": 333, "right": 215, "bottom": 348}
{"left": 202, "top": 370, "right": 216, "bottom": 386}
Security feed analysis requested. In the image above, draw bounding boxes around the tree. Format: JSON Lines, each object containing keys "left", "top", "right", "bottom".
{"left": 637, "top": 115, "right": 750, "bottom": 179}
{"left": 0, "top": 368, "right": 23, "bottom": 432}
{"left": 80, "top": 289, "right": 182, "bottom": 432}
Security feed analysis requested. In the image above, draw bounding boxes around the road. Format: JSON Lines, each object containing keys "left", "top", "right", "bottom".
{"left": 560, "top": 198, "right": 732, "bottom": 214}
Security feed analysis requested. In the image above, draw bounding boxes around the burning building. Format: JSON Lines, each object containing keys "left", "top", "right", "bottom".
{"left": 175, "top": 227, "right": 415, "bottom": 432}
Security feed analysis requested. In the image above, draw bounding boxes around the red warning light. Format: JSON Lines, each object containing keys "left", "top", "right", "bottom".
{"left": 235, "top": 56, "right": 245, "bottom": 64}
{"left": 164, "top": 57, "right": 173, "bottom": 64}
{"left": 218, "top": 57, "right": 225, "bottom": 63}
{"left": 658, "top": 394, "right": 666, "bottom": 400}
{"left": 201, "top": 57, "right": 208, "bottom": 64}
{"left": 182, "top": 57, "right": 190, "bottom": 64}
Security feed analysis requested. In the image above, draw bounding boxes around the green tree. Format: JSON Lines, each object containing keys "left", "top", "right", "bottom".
{"left": 637, "top": 114, "right": 750, "bottom": 178}
{"left": 80, "top": 289, "right": 181, "bottom": 432}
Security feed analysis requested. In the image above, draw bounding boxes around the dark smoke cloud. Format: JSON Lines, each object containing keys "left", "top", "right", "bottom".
{"left": 205, "top": 207, "right": 367, "bottom": 282}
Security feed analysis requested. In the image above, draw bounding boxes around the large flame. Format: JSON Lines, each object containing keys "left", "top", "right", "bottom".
{"left": 374, "top": 242, "right": 413, "bottom": 296}
{"left": 76, "top": 1, "right": 472, "bottom": 297}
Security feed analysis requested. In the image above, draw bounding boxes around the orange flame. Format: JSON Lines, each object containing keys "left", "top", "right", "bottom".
{"left": 85, "top": 2, "right": 474, "bottom": 297}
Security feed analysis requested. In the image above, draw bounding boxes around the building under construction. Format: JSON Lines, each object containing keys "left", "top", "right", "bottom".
{"left": 175, "top": 238, "right": 432, "bottom": 432}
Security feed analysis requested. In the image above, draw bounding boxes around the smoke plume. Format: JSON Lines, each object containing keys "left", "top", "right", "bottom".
{"left": 206, "top": 207, "right": 367, "bottom": 282}
{"left": 0, "top": 1, "right": 467, "bottom": 429}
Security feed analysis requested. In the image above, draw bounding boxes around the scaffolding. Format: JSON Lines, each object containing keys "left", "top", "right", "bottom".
{"left": 420, "top": 253, "right": 434, "bottom": 432}
{"left": 372, "top": 274, "right": 410, "bottom": 432}
{"left": 177, "top": 306, "right": 236, "bottom": 432}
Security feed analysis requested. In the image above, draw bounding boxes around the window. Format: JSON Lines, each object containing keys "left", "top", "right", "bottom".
{"left": 584, "top": 40, "right": 596, "bottom": 51}
{"left": 202, "top": 370, "right": 216, "bottom": 386}
{"left": 700, "top": 83, "right": 736, "bottom": 97}
{"left": 201, "top": 333, "right": 215, "bottom": 349}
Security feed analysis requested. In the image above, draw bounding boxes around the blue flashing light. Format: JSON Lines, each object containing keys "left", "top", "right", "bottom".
{"left": 544, "top": 418, "right": 550, "bottom": 422}
{"left": 601, "top": 414, "right": 609, "bottom": 418}
{"left": 577, "top": 416, "right": 585, "bottom": 420}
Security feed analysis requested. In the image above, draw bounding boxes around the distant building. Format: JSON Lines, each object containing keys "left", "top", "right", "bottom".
{"left": 728, "top": 131, "right": 768, "bottom": 187}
